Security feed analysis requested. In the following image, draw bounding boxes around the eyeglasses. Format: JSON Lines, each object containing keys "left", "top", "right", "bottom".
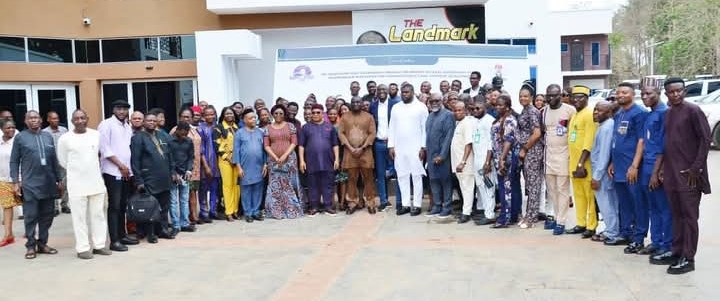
{"left": 311, "top": 111, "right": 323, "bottom": 115}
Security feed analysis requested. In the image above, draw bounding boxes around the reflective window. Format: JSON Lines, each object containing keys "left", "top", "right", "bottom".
{"left": 512, "top": 38, "right": 536, "bottom": 54}
{"left": 0, "top": 37, "right": 26, "bottom": 62}
{"left": 0, "top": 89, "right": 28, "bottom": 130}
{"left": 74, "top": 40, "right": 100, "bottom": 63}
{"left": 160, "top": 35, "right": 196, "bottom": 60}
{"left": 561, "top": 43, "right": 568, "bottom": 52}
{"left": 102, "top": 38, "right": 158, "bottom": 62}
{"left": 102, "top": 83, "right": 129, "bottom": 119}
{"left": 591, "top": 42, "right": 600, "bottom": 66}
{"left": 707, "top": 81, "right": 720, "bottom": 94}
{"left": 132, "top": 80, "right": 194, "bottom": 129}
{"left": 685, "top": 83, "right": 703, "bottom": 98}
{"left": 28, "top": 38, "right": 73, "bottom": 63}
{"left": 37, "top": 89, "right": 69, "bottom": 128}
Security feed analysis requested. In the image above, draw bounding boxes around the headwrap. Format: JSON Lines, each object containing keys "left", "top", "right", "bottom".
{"left": 572, "top": 85, "right": 591, "bottom": 96}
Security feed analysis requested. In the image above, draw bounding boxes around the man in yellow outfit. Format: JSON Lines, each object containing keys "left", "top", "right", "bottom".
{"left": 566, "top": 85, "right": 598, "bottom": 238}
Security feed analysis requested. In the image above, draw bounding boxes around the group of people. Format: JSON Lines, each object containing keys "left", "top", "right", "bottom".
{"left": 0, "top": 72, "right": 711, "bottom": 276}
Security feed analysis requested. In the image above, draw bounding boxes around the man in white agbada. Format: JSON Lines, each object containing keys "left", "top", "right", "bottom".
{"left": 471, "top": 100, "right": 497, "bottom": 225}
{"left": 388, "top": 83, "right": 429, "bottom": 216}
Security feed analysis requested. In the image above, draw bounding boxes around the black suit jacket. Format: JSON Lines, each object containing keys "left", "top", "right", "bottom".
{"left": 131, "top": 130, "right": 174, "bottom": 194}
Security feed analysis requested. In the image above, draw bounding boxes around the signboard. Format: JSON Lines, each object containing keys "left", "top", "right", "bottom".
{"left": 273, "top": 44, "right": 529, "bottom": 110}
{"left": 352, "top": 6, "right": 486, "bottom": 44}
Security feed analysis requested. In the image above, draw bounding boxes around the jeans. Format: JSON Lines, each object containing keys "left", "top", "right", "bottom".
{"left": 374, "top": 140, "right": 401, "bottom": 207}
{"left": 241, "top": 181, "right": 264, "bottom": 217}
{"left": 170, "top": 181, "right": 190, "bottom": 229}
{"left": 429, "top": 177, "right": 453, "bottom": 214}
{"left": 199, "top": 177, "right": 219, "bottom": 219}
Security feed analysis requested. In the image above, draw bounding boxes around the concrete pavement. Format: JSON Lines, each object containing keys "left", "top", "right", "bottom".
{"left": 0, "top": 153, "right": 718, "bottom": 301}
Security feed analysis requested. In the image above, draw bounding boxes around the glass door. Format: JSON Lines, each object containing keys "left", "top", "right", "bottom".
{"left": 30, "top": 85, "right": 77, "bottom": 130}
{"left": 0, "top": 84, "right": 32, "bottom": 130}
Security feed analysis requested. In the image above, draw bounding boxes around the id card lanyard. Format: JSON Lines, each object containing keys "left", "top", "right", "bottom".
{"left": 35, "top": 134, "right": 47, "bottom": 166}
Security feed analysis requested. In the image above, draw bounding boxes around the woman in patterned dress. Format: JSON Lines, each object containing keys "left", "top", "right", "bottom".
{"left": 263, "top": 105, "right": 304, "bottom": 219}
{"left": 517, "top": 84, "right": 545, "bottom": 229}
{"left": 491, "top": 95, "right": 520, "bottom": 228}
{"left": 0, "top": 120, "right": 21, "bottom": 247}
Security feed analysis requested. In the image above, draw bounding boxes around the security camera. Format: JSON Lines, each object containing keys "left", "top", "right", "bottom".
{"left": 83, "top": 18, "right": 92, "bottom": 25}
{"left": 529, "top": 21, "right": 534, "bottom": 26}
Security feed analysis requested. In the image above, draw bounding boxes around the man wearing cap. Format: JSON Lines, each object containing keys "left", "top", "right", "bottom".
{"left": 339, "top": 97, "right": 378, "bottom": 214}
{"left": 566, "top": 85, "right": 598, "bottom": 238}
{"left": 98, "top": 100, "right": 139, "bottom": 251}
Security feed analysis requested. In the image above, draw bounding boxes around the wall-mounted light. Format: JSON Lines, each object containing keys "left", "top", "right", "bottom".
{"left": 145, "top": 65, "right": 154, "bottom": 70}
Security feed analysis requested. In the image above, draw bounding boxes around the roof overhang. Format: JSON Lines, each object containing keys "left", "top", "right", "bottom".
{"left": 207, "top": 0, "right": 488, "bottom": 14}
{"left": 562, "top": 69, "right": 612, "bottom": 77}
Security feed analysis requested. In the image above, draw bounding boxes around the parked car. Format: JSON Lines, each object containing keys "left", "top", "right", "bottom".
{"left": 695, "top": 89, "right": 720, "bottom": 149}
{"left": 661, "top": 79, "right": 720, "bottom": 103}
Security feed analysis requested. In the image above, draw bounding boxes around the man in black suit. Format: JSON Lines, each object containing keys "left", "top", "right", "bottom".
{"left": 463, "top": 71, "right": 483, "bottom": 97}
{"left": 130, "top": 111, "right": 174, "bottom": 243}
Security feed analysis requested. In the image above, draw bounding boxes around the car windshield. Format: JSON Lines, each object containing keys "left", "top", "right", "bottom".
{"left": 697, "top": 91, "right": 720, "bottom": 104}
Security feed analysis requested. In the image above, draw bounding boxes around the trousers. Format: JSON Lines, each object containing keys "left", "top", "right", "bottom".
{"left": 68, "top": 193, "right": 108, "bottom": 252}
{"left": 103, "top": 174, "right": 131, "bottom": 243}
{"left": 474, "top": 170, "right": 497, "bottom": 219}
{"left": 642, "top": 185, "right": 673, "bottom": 251}
{"left": 241, "top": 181, "right": 264, "bottom": 217}
{"left": 398, "top": 173, "right": 423, "bottom": 207}
{"left": 199, "top": 177, "right": 219, "bottom": 219}
{"left": 22, "top": 196, "right": 55, "bottom": 249}
{"left": 614, "top": 181, "right": 646, "bottom": 243}
{"left": 374, "top": 140, "right": 401, "bottom": 206}
{"left": 307, "top": 171, "right": 335, "bottom": 211}
{"left": 219, "top": 160, "right": 240, "bottom": 216}
{"left": 169, "top": 181, "right": 190, "bottom": 229}
{"left": 456, "top": 173, "right": 475, "bottom": 215}
{"left": 594, "top": 178, "right": 619, "bottom": 239}
{"left": 347, "top": 168, "right": 377, "bottom": 209}
{"left": 429, "top": 176, "right": 453, "bottom": 214}
{"left": 572, "top": 177, "right": 597, "bottom": 230}
{"left": 667, "top": 190, "right": 700, "bottom": 260}
{"left": 545, "top": 174, "right": 570, "bottom": 225}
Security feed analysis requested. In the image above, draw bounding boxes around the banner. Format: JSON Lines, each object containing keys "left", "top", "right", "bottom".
{"left": 352, "top": 6, "right": 486, "bottom": 44}
{"left": 273, "top": 44, "right": 529, "bottom": 110}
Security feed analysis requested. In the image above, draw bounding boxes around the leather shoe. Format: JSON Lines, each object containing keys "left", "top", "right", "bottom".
{"left": 624, "top": 242, "right": 644, "bottom": 254}
{"left": 637, "top": 244, "right": 658, "bottom": 255}
{"left": 120, "top": 237, "right": 139, "bottom": 245}
{"left": 650, "top": 251, "right": 677, "bottom": 265}
{"left": 396, "top": 207, "right": 411, "bottom": 216}
{"left": 61, "top": 207, "right": 71, "bottom": 214}
{"left": 93, "top": 248, "right": 112, "bottom": 256}
{"left": 245, "top": 216, "right": 254, "bottom": 223}
{"left": 147, "top": 236, "right": 158, "bottom": 244}
{"left": 474, "top": 217, "right": 495, "bottom": 225}
{"left": 181, "top": 226, "right": 197, "bottom": 232}
{"left": 203, "top": 218, "right": 213, "bottom": 223}
{"left": 667, "top": 257, "right": 694, "bottom": 274}
{"left": 110, "top": 242, "right": 128, "bottom": 252}
{"left": 457, "top": 214, "right": 471, "bottom": 224}
{"left": 604, "top": 237, "right": 629, "bottom": 246}
{"left": 37, "top": 245, "right": 58, "bottom": 255}
{"left": 346, "top": 207, "right": 356, "bottom": 215}
{"left": 565, "top": 226, "right": 586, "bottom": 234}
{"left": 410, "top": 208, "right": 422, "bottom": 216}
{"left": 159, "top": 231, "right": 175, "bottom": 240}
{"left": 581, "top": 229, "right": 596, "bottom": 239}
{"left": 253, "top": 215, "right": 264, "bottom": 221}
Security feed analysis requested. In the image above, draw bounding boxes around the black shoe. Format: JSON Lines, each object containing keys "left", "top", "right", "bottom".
{"left": 667, "top": 257, "right": 694, "bottom": 274}
{"left": 253, "top": 214, "right": 264, "bottom": 221}
{"left": 565, "top": 226, "right": 586, "bottom": 234}
{"left": 458, "top": 214, "right": 471, "bottom": 224}
{"left": 650, "top": 251, "right": 677, "bottom": 265}
{"left": 120, "top": 237, "right": 139, "bottom": 245}
{"left": 195, "top": 219, "right": 205, "bottom": 225}
{"left": 624, "top": 242, "right": 644, "bottom": 254}
{"left": 410, "top": 208, "right": 422, "bottom": 216}
{"left": 159, "top": 231, "right": 176, "bottom": 240}
{"left": 109, "top": 242, "right": 128, "bottom": 252}
{"left": 181, "top": 226, "right": 197, "bottom": 232}
{"left": 212, "top": 215, "right": 224, "bottom": 221}
{"left": 54, "top": 209, "right": 60, "bottom": 217}
{"left": 603, "top": 237, "right": 629, "bottom": 246}
{"left": 378, "top": 203, "right": 389, "bottom": 212}
{"left": 581, "top": 230, "right": 596, "bottom": 239}
{"left": 491, "top": 223, "right": 509, "bottom": 229}
{"left": 203, "top": 218, "right": 213, "bottom": 224}
{"left": 147, "top": 236, "right": 158, "bottom": 244}
{"left": 396, "top": 207, "right": 411, "bottom": 216}
{"left": 637, "top": 244, "right": 658, "bottom": 255}
{"left": 474, "top": 217, "right": 495, "bottom": 225}
{"left": 245, "top": 216, "right": 254, "bottom": 223}
{"left": 537, "top": 212, "right": 547, "bottom": 221}
{"left": 61, "top": 207, "right": 71, "bottom": 214}
{"left": 346, "top": 207, "right": 356, "bottom": 215}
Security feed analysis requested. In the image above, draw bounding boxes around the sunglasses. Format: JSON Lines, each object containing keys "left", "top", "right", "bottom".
{"left": 311, "top": 111, "right": 323, "bottom": 115}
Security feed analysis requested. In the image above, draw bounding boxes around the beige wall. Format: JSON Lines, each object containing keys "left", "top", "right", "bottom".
{"left": 0, "top": 0, "right": 351, "bottom": 126}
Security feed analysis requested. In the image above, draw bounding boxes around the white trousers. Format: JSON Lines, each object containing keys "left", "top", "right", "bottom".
{"left": 474, "top": 172, "right": 496, "bottom": 219}
{"left": 456, "top": 174, "right": 475, "bottom": 215}
{"left": 398, "top": 174, "right": 423, "bottom": 207}
{"left": 69, "top": 193, "right": 108, "bottom": 253}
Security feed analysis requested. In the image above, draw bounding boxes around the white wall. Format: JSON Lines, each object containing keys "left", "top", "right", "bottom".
{"left": 233, "top": 26, "right": 352, "bottom": 107}
{"left": 207, "top": 0, "right": 486, "bottom": 14}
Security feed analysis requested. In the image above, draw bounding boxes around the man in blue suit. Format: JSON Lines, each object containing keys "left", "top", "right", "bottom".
{"left": 370, "top": 84, "right": 401, "bottom": 212}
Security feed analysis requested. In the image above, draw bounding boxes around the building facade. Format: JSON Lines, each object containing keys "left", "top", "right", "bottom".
{"left": 0, "top": 0, "right": 614, "bottom": 129}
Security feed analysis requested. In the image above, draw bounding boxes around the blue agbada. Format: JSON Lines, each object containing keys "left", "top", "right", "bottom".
{"left": 425, "top": 108, "right": 455, "bottom": 180}
{"left": 232, "top": 127, "right": 267, "bottom": 186}
{"left": 611, "top": 103, "right": 648, "bottom": 182}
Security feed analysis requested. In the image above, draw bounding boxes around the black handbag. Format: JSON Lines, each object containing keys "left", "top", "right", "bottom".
{"left": 126, "top": 193, "right": 161, "bottom": 223}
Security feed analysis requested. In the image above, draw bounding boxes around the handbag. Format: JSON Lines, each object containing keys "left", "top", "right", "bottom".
{"left": 126, "top": 193, "right": 161, "bottom": 223}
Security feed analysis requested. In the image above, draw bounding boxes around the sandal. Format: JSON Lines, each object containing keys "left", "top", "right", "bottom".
{"left": 37, "top": 245, "right": 58, "bottom": 255}
{"left": 25, "top": 248, "right": 37, "bottom": 259}
{"left": 590, "top": 233, "right": 607, "bottom": 242}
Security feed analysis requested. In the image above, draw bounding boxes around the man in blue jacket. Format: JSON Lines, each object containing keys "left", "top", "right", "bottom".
{"left": 369, "top": 84, "right": 401, "bottom": 212}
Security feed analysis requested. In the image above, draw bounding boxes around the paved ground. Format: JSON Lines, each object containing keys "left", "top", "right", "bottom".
{"left": 1, "top": 153, "right": 719, "bottom": 301}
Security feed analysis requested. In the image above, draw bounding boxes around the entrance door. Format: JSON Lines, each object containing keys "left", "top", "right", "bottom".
{"left": 0, "top": 83, "right": 77, "bottom": 131}
{"left": 570, "top": 42, "right": 585, "bottom": 71}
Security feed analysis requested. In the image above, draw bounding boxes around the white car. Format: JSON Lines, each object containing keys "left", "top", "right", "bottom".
{"left": 696, "top": 89, "right": 720, "bottom": 149}
{"left": 661, "top": 79, "right": 720, "bottom": 103}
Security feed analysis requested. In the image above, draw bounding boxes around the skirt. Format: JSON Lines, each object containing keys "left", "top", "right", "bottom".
{"left": 0, "top": 182, "right": 21, "bottom": 209}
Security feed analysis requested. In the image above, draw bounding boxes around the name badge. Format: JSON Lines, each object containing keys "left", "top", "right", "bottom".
{"left": 646, "top": 129, "right": 651, "bottom": 140}
{"left": 40, "top": 158, "right": 47, "bottom": 166}
{"left": 556, "top": 126, "right": 566, "bottom": 136}
{"left": 618, "top": 121, "right": 629, "bottom": 136}
{"left": 569, "top": 131, "right": 577, "bottom": 142}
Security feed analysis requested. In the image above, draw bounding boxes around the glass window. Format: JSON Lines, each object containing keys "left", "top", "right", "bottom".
{"left": 561, "top": 43, "right": 568, "bottom": 52}
{"left": 512, "top": 38, "right": 536, "bottom": 54}
{"left": 0, "top": 37, "right": 26, "bottom": 62}
{"left": 74, "top": 40, "right": 100, "bottom": 63}
{"left": 132, "top": 80, "right": 194, "bottom": 129}
{"left": 102, "top": 83, "right": 129, "bottom": 119}
{"left": 37, "top": 89, "right": 69, "bottom": 128}
{"left": 529, "top": 66, "right": 537, "bottom": 80}
{"left": 591, "top": 42, "right": 600, "bottom": 66}
{"left": 28, "top": 38, "right": 73, "bottom": 63}
{"left": 707, "top": 81, "right": 720, "bottom": 94}
{"left": 102, "top": 38, "right": 158, "bottom": 62}
{"left": 685, "top": 83, "right": 702, "bottom": 98}
{"left": 0, "top": 89, "right": 28, "bottom": 130}
{"left": 160, "top": 35, "right": 196, "bottom": 60}
{"left": 488, "top": 39, "right": 511, "bottom": 45}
